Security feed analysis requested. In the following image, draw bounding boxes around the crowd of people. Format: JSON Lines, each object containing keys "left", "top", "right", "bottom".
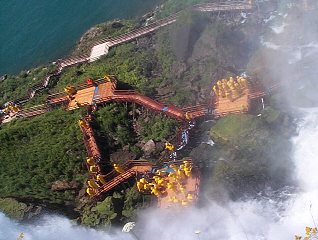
{"left": 212, "top": 76, "right": 248, "bottom": 101}
{"left": 136, "top": 160, "right": 195, "bottom": 206}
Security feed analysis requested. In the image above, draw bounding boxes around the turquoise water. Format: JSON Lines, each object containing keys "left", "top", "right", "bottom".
{"left": 0, "top": 0, "right": 161, "bottom": 75}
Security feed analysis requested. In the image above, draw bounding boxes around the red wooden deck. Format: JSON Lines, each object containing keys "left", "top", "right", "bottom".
{"left": 158, "top": 169, "right": 200, "bottom": 209}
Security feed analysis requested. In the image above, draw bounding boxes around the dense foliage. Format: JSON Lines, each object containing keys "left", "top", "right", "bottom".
{"left": 80, "top": 188, "right": 147, "bottom": 227}
{"left": 159, "top": 0, "right": 211, "bottom": 17}
{"left": 137, "top": 114, "right": 177, "bottom": 141}
{"left": 0, "top": 109, "right": 86, "bottom": 204}
{"left": 94, "top": 103, "right": 135, "bottom": 151}
{"left": 0, "top": 198, "right": 30, "bottom": 220}
{"left": 0, "top": 0, "right": 276, "bottom": 226}
{"left": 92, "top": 104, "right": 177, "bottom": 160}
{"left": 0, "top": 65, "right": 55, "bottom": 106}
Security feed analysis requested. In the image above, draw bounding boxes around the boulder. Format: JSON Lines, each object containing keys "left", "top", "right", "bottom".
{"left": 142, "top": 139, "right": 156, "bottom": 156}
{"left": 0, "top": 74, "right": 7, "bottom": 82}
{"left": 111, "top": 21, "right": 124, "bottom": 29}
{"left": 157, "top": 86, "right": 176, "bottom": 97}
{"left": 51, "top": 180, "right": 79, "bottom": 191}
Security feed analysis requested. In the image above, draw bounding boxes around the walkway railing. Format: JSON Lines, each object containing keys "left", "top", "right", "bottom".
{"left": 9, "top": 1, "right": 253, "bottom": 107}
{"left": 94, "top": 160, "right": 153, "bottom": 197}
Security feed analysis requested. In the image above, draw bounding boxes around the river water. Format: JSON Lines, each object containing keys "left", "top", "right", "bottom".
{"left": 1, "top": 2, "right": 318, "bottom": 240}
{"left": 0, "top": 0, "right": 161, "bottom": 75}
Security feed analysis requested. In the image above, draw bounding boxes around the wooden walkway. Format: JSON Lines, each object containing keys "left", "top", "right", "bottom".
{"left": 94, "top": 15, "right": 178, "bottom": 46}
{"left": 64, "top": 82, "right": 209, "bottom": 121}
{"left": 158, "top": 168, "right": 200, "bottom": 209}
{"left": 79, "top": 117, "right": 102, "bottom": 161}
{"left": 213, "top": 88, "right": 250, "bottom": 116}
{"left": 92, "top": 160, "right": 153, "bottom": 197}
{"left": 12, "top": 1, "right": 254, "bottom": 106}
{"left": 67, "top": 81, "right": 116, "bottom": 110}
{"left": 14, "top": 76, "right": 270, "bottom": 122}
{"left": 193, "top": 1, "right": 253, "bottom": 12}
{"left": 17, "top": 104, "right": 52, "bottom": 118}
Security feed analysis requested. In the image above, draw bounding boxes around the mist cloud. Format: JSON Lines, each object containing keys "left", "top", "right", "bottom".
{"left": 2, "top": 2, "right": 318, "bottom": 240}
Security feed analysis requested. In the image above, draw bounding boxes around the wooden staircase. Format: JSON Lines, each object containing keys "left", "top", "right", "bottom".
{"left": 94, "top": 160, "right": 153, "bottom": 197}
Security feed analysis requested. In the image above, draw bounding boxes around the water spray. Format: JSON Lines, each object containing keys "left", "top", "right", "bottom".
{"left": 310, "top": 203, "right": 317, "bottom": 229}
{"left": 122, "top": 222, "right": 140, "bottom": 240}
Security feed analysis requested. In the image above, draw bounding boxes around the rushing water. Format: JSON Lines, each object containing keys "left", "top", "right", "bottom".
{"left": 0, "top": 214, "right": 131, "bottom": 240}
{"left": 1, "top": 111, "right": 317, "bottom": 240}
{"left": 0, "top": 0, "right": 161, "bottom": 75}
{"left": 1, "top": 2, "right": 318, "bottom": 240}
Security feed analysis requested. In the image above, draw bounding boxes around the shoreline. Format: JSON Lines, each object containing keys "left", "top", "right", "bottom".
{"left": 0, "top": 0, "right": 164, "bottom": 76}
{"left": 0, "top": 0, "right": 304, "bottom": 234}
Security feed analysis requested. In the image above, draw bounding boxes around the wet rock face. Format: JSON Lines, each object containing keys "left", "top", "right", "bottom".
{"left": 170, "top": 12, "right": 208, "bottom": 61}
{"left": 51, "top": 180, "right": 79, "bottom": 191}
{"left": 193, "top": 113, "right": 295, "bottom": 200}
{"left": 221, "top": 27, "right": 259, "bottom": 69}
{"left": 0, "top": 198, "right": 42, "bottom": 221}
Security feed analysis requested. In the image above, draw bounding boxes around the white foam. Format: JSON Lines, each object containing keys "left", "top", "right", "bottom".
{"left": 137, "top": 109, "right": 318, "bottom": 240}
{"left": 264, "top": 15, "right": 276, "bottom": 24}
{"left": 0, "top": 214, "right": 131, "bottom": 240}
{"left": 260, "top": 37, "right": 281, "bottom": 50}
{"left": 203, "top": 139, "right": 214, "bottom": 146}
{"left": 288, "top": 48, "right": 302, "bottom": 64}
{"left": 271, "top": 23, "right": 288, "bottom": 34}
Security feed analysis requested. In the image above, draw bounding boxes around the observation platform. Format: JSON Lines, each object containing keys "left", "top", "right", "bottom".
{"left": 158, "top": 169, "right": 200, "bottom": 209}
{"left": 213, "top": 88, "right": 250, "bottom": 117}
{"left": 68, "top": 81, "right": 115, "bottom": 110}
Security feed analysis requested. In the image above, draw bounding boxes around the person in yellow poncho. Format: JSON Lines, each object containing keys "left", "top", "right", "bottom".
{"left": 97, "top": 175, "right": 107, "bottom": 185}
{"left": 113, "top": 163, "right": 124, "bottom": 174}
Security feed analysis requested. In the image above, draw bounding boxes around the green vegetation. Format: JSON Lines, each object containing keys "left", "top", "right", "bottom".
{"left": 0, "top": 0, "right": 285, "bottom": 227}
{"left": 80, "top": 188, "right": 147, "bottom": 227}
{"left": 94, "top": 103, "right": 135, "bottom": 150}
{"left": 92, "top": 105, "right": 177, "bottom": 159}
{"left": 210, "top": 114, "right": 264, "bottom": 144}
{"left": 0, "top": 198, "right": 30, "bottom": 220}
{"left": 74, "top": 19, "right": 137, "bottom": 56}
{"left": 51, "top": 42, "right": 159, "bottom": 96}
{"left": 81, "top": 196, "right": 117, "bottom": 227}
{"left": 159, "top": 0, "right": 211, "bottom": 17}
{"left": 206, "top": 113, "right": 293, "bottom": 198}
{"left": 0, "top": 109, "right": 86, "bottom": 204}
{"left": 0, "top": 198, "right": 26, "bottom": 220}
{"left": 260, "top": 107, "right": 281, "bottom": 124}
{"left": 137, "top": 114, "right": 177, "bottom": 141}
{"left": 0, "top": 65, "right": 55, "bottom": 106}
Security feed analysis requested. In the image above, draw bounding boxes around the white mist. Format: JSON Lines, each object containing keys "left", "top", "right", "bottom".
{"left": 2, "top": 2, "right": 318, "bottom": 240}
{"left": 0, "top": 214, "right": 130, "bottom": 240}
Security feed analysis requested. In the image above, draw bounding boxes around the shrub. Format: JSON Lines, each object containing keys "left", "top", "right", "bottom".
{"left": 0, "top": 109, "right": 86, "bottom": 204}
